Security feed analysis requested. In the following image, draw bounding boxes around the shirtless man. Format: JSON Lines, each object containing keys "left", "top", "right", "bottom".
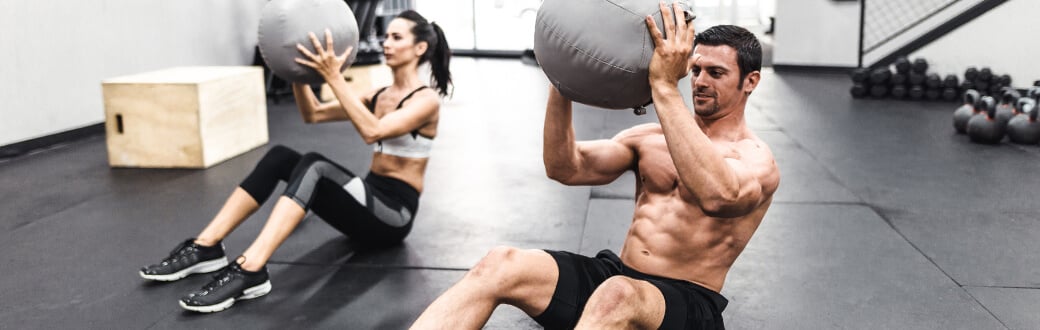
{"left": 411, "top": 3, "right": 779, "bottom": 329}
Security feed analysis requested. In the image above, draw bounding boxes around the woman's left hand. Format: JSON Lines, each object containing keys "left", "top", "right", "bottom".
{"left": 295, "top": 29, "right": 353, "bottom": 81}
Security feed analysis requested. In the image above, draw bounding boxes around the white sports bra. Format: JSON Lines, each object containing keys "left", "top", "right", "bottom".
{"left": 367, "top": 86, "right": 434, "bottom": 159}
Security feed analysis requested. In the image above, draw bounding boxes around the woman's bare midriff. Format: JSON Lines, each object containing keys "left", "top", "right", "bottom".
{"left": 370, "top": 152, "right": 429, "bottom": 192}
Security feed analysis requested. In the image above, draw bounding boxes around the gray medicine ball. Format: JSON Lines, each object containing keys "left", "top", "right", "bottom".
{"left": 535, "top": 0, "right": 693, "bottom": 110}
{"left": 258, "top": 0, "right": 360, "bottom": 84}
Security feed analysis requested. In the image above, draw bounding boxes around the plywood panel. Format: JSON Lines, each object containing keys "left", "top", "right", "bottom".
{"left": 198, "top": 68, "right": 268, "bottom": 167}
{"left": 102, "top": 66, "right": 268, "bottom": 168}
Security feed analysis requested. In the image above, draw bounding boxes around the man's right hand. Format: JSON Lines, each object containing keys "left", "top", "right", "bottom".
{"left": 646, "top": 1, "right": 696, "bottom": 87}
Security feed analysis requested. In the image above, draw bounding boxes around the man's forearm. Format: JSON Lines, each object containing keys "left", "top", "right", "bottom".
{"left": 651, "top": 81, "right": 740, "bottom": 201}
{"left": 543, "top": 87, "right": 580, "bottom": 178}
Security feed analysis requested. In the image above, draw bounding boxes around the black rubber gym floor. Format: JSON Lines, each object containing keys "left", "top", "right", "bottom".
{"left": 1, "top": 58, "right": 1036, "bottom": 329}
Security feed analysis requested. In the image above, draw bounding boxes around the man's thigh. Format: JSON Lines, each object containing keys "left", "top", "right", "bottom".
{"left": 531, "top": 250, "right": 623, "bottom": 328}
{"left": 489, "top": 248, "right": 560, "bottom": 316}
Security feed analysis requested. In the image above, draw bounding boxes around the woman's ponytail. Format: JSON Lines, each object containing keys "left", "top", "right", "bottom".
{"left": 397, "top": 10, "right": 453, "bottom": 97}
{"left": 428, "top": 22, "right": 452, "bottom": 97}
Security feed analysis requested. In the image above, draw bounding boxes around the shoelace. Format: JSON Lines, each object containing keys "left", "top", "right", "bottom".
{"left": 161, "top": 241, "right": 196, "bottom": 265}
{"left": 200, "top": 267, "right": 238, "bottom": 293}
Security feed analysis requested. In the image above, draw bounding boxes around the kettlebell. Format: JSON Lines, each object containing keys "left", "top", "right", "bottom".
{"left": 999, "top": 74, "right": 1012, "bottom": 87}
{"left": 967, "top": 96, "right": 1004, "bottom": 144}
{"left": 964, "top": 67, "right": 979, "bottom": 81}
{"left": 909, "top": 85, "right": 925, "bottom": 100}
{"left": 979, "top": 67, "right": 993, "bottom": 82}
{"left": 891, "top": 85, "right": 908, "bottom": 99}
{"left": 893, "top": 57, "right": 911, "bottom": 74}
{"left": 953, "top": 89, "right": 981, "bottom": 134}
{"left": 851, "top": 68, "right": 869, "bottom": 83}
{"left": 1007, "top": 97, "right": 1040, "bottom": 144}
{"left": 870, "top": 68, "right": 891, "bottom": 85}
{"left": 912, "top": 58, "right": 929, "bottom": 74}
{"left": 942, "top": 74, "right": 959, "bottom": 89}
{"left": 850, "top": 83, "right": 868, "bottom": 98}
{"left": 995, "top": 87, "right": 1022, "bottom": 125}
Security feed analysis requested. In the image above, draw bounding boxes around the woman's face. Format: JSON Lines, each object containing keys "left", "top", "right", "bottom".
{"left": 383, "top": 18, "right": 426, "bottom": 68}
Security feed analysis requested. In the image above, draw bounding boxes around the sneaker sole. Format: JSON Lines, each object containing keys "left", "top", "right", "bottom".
{"left": 139, "top": 257, "right": 229, "bottom": 282}
{"left": 178, "top": 280, "right": 272, "bottom": 313}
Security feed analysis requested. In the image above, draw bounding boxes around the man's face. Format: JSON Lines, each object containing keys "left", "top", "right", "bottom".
{"left": 689, "top": 45, "right": 754, "bottom": 118}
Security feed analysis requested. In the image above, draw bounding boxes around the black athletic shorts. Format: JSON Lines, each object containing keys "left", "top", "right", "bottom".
{"left": 533, "top": 249, "right": 728, "bottom": 330}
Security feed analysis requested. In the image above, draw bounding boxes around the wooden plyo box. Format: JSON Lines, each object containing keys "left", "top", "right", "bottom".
{"left": 102, "top": 66, "right": 269, "bottom": 168}
{"left": 320, "top": 64, "right": 393, "bottom": 102}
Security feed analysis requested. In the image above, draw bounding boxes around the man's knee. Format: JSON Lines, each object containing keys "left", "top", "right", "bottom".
{"left": 578, "top": 276, "right": 666, "bottom": 329}
{"left": 468, "top": 246, "right": 522, "bottom": 281}
{"left": 589, "top": 276, "right": 641, "bottom": 313}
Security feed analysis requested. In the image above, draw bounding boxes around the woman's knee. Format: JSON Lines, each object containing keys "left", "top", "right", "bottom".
{"left": 264, "top": 145, "right": 301, "bottom": 164}
{"left": 255, "top": 145, "right": 302, "bottom": 178}
{"left": 287, "top": 152, "right": 327, "bottom": 178}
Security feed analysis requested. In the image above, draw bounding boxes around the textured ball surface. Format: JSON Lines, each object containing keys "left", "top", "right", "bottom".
{"left": 258, "top": 0, "right": 359, "bottom": 84}
{"left": 535, "top": 0, "right": 693, "bottom": 110}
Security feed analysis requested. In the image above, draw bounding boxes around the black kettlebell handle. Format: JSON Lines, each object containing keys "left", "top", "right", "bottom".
{"left": 1016, "top": 97, "right": 1035, "bottom": 113}
{"left": 978, "top": 96, "right": 997, "bottom": 118}
{"left": 963, "top": 89, "right": 980, "bottom": 105}
{"left": 1001, "top": 88, "right": 1021, "bottom": 104}
{"left": 1027, "top": 87, "right": 1040, "bottom": 99}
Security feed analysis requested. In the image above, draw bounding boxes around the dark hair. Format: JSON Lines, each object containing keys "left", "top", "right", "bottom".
{"left": 396, "top": 10, "right": 453, "bottom": 97}
{"left": 693, "top": 25, "right": 761, "bottom": 89}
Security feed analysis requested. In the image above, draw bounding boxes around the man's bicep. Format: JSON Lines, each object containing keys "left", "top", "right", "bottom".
{"left": 574, "top": 139, "right": 636, "bottom": 185}
{"left": 727, "top": 150, "right": 779, "bottom": 202}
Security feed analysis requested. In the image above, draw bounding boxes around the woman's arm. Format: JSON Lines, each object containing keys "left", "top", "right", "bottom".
{"left": 291, "top": 83, "right": 351, "bottom": 123}
{"left": 296, "top": 30, "right": 435, "bottom": 143}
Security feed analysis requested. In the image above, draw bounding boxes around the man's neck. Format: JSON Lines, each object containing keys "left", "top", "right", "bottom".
{"left": 696, "top": 104, "right": 749, "bottom": 141}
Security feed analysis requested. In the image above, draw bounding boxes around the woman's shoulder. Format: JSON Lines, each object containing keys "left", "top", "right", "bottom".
{"left": 364, "top": 86, "right": 390, "bottom": 105}
{"left": 409, "top": 86, "right": 441, "bottom": 104}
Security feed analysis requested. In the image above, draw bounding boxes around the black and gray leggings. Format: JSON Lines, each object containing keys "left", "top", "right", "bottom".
{"left": 239, "top": 145, "right": 419, "bottom": 246}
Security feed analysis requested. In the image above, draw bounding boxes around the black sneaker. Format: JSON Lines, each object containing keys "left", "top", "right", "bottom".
{"left": 139, "top": 239, "right": 228, "bottom": 281}
{"left": 179, "top": 261, "right": 271, "bottom": 313}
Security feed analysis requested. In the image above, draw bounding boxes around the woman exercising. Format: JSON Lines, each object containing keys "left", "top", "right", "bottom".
{"left": 138, "top": 10, "right": 451, "bottom": 313}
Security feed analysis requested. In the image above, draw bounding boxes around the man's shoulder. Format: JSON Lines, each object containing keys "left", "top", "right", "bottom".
{"left": 736, "top": 133, "right": 775, "bottom": 157}
{"left": 615, "top": 123, "right": 662, "bottom": 140}
{"left": 610, "top": 124, "right": 662, "bottom": 152}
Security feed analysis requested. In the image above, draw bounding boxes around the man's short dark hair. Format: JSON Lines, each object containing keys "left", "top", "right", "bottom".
{"left": 693, "top": 25, "right": 762, "bottom": 89}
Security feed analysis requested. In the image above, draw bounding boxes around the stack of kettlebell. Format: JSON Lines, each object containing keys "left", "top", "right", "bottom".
{"left": 954, "top": 86, "right": 1040, "bottom": 145}
{"left": 851, "top": 57, "right": 960, "bottom": 101}
{"left": 851, "top": 56, "right": 1017, "bottom": 103}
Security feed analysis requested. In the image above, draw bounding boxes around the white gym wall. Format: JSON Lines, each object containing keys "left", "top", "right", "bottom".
{"left": 772, "top": 0, "right": 861, "bottom": 68}
{"left": 0, "top": 1, "right": 266, "bottom": 147}
{"left": 772, "top": 0, "right": 1038, "bottom": 89}
{"left": 909, "top": 0, "right": 1040, "bottom": 89}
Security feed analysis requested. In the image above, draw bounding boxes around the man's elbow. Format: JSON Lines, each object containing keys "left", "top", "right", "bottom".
{"left": 544, "top": 165, "right": 578, "bottom": 185}
{"left": 699, "top": 193, "right": 755, "bottom": 218}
